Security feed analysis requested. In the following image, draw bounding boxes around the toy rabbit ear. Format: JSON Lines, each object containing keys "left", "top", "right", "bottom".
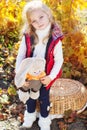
{"left": 16, "top": 58, "right": 33, "bottom": 74}
{"left": 34, "top": 57, "right": 46, "bottom": 66}
{"left": 14, "top": 58, "right": 33, "bottom": 88}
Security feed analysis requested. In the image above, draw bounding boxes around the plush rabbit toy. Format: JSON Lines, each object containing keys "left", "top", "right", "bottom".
{"left": 14, "top": 57, "right": 46, "bottom": 103}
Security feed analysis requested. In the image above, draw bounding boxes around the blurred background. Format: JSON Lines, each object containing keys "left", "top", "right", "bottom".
{"left": 0, "top": 0, "right": 87, "bottom": 89}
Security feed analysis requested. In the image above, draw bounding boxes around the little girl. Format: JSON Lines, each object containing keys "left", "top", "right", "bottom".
{"left": 15, "top": 1, "right": 63, "bottom": 130}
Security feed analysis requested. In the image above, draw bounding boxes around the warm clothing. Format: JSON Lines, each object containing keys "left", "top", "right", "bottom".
{"left": 15, "top": 23, "right": 63, "bottom": 121}
{"left": 15, "top": 24, "right": 63, "bottom": 89}
{"left": 25, "top": 34, "right": 63, "bottom": 89}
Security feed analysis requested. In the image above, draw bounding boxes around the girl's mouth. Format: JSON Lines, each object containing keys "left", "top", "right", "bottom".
{"left": 39, "top": 24, "right": 44, "bottom": 28}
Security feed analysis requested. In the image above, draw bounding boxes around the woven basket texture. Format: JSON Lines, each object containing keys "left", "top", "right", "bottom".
{"left": 49, "top": 78, "right": 87, "bottom": 114}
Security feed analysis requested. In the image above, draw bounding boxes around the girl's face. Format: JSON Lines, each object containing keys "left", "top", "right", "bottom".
{"left": 29, "top": 9, "right": 50, "bottom": 30}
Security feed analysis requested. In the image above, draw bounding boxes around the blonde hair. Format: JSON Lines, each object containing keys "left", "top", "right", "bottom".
{"left": 21, "top": 0, "right": 54, "bottom": 36}
{"left": 20, "top": 0, "right": 63, "bottom": 48}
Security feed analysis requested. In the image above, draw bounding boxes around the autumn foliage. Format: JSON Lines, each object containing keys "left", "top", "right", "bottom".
{"left": 0, "top": 0, "right": 87, "bottom": 94}
{"left": 0, "top": 0, "right": 87, "bottom": 125}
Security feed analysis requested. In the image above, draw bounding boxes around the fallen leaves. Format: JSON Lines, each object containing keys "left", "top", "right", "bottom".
{"left": 0, "top": 113, "right": 8, "bottom": 120}
{"left": 0, "top": 88, "right": 25, "bottom": 122}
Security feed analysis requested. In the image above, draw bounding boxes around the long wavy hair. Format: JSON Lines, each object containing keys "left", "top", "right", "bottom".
{"left": 20, "top": 0, "right": 62, "bottom": 45}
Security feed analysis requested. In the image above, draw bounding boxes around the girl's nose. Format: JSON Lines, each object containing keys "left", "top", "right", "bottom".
{"left": 37, "top": 20, "right": 42, "bottom": 25}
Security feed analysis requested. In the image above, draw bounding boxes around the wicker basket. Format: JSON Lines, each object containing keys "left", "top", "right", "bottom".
{"left": 49, "top": 78, "right": 87, "bottom": 115}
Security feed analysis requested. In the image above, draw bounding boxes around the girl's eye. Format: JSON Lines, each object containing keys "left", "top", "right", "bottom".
{"left": 40, "top": 16, "right": 44, "bottom": 19}
{"left": 32, "top": 20, "right": 36, "bottom": 24}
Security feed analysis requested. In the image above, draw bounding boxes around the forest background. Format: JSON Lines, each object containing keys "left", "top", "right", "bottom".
{"left": 0, "top": 0, "right": 87, "bottom": 120}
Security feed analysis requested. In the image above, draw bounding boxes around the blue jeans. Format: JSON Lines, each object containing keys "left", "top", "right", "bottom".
{"left": 26, "top": 86, "right": 50, "bottom": 117}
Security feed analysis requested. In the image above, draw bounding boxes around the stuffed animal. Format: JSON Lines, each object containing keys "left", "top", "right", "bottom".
{"left": 14, "top": 57, "right": 46, "bottom": 103}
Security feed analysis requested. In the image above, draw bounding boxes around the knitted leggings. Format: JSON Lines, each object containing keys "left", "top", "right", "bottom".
{"left": 26, "top": 86, "right": 50, "bottom": 117}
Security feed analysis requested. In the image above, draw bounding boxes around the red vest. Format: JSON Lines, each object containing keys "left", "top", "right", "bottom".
{"left": 25, "top": 34, "right": 62, "bottom": 90}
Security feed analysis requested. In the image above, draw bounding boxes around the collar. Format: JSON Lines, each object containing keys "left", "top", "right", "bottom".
{"left": 35, "top": 23, "right": 51, "bottom": 40}
{"left": 52, "top": 24, "right": 63, "bottom": 40}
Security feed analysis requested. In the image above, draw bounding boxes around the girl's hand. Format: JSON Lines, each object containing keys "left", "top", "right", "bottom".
{"left": 22, "top": 81, "right": 30, "bottom": 89}
{"left": 40, "top": 76, "right": 52, "bottom": 86}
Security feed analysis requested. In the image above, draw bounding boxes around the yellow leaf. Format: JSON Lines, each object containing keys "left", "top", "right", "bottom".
{"left": 0, "top": 88, "right": 2, "bottom": 95}
{"left": 7, "top": 86, "right": 17, "bottom": 96}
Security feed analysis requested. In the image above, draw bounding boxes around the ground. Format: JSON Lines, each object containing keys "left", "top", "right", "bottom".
{"left": 0, "top": 104, "right": 87, "bottom": 130}
{"left": 0, "top": 81, "right": 87, "bottom": 130}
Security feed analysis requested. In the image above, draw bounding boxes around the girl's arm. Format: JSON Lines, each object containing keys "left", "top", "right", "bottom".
{"left": 40, "top": 40, "right": 63, "bottom": 86}
{"left": 15, "top": 36, "right": 26, "bottom": 73}
{"left": 48, "top": 40, "right": 63, "bottom": 80}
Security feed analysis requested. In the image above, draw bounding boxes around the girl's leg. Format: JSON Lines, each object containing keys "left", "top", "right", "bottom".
{"left": 39, "top": 86, "right": 50, "bottom": 117}
{"left": 26, "top": 97, "right": 36, "bottom": 113}
{"left": 38, "top": 86, "right": 51, "bottom": 130}
{"left": 21, "top": 98, "right": 37, "bottom": 128}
